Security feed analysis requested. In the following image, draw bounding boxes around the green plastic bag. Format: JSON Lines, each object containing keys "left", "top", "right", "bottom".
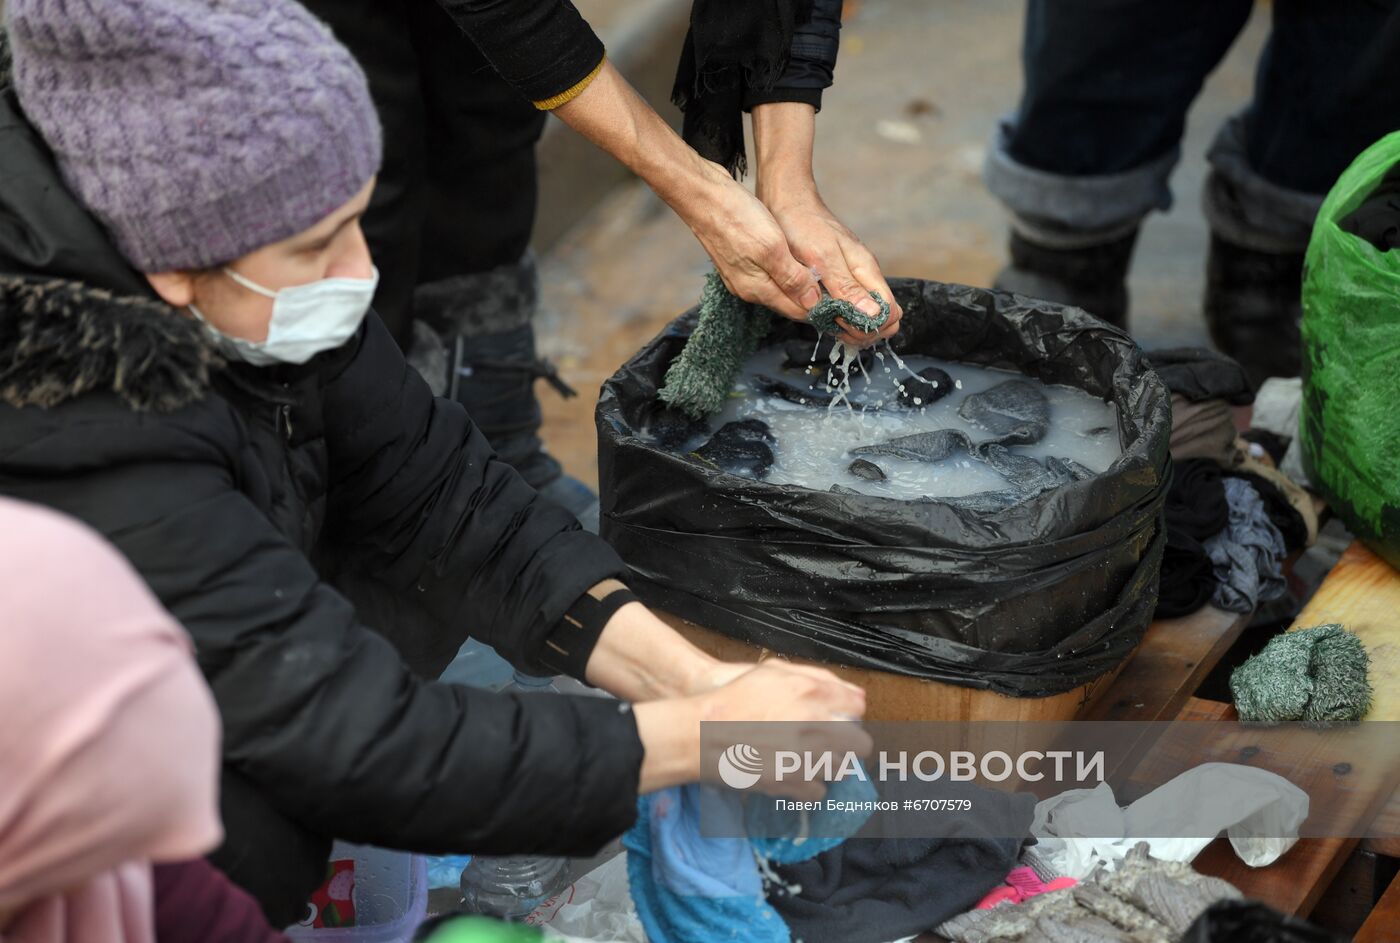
{"left": 1301, "top": 132, "right": 1400, "bottom": 569}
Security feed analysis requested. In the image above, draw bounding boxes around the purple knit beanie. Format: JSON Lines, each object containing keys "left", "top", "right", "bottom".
{"left": 3, "top": 0, "right": 382, "bottom": 272}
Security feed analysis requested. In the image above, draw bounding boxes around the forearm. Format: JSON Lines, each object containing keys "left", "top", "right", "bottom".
{"left": 584, "top": 598, "right": 723, "bottom": 701}
{"left": 752, "top": 102, "right": 819, "bottom": 205}
{"left": 553, "top": 60, "right": 728, "bottom": 220}
{"left": 633, "top": 698, "right": 702, "bottom": 793}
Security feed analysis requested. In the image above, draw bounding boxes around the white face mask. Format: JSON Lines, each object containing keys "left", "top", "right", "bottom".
{"left": 189, "top": 266, "right": 379, "bottom": 366}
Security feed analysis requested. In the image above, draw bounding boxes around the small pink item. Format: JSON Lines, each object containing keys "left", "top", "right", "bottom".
{"left": 974, "top": 885, "right": 1021, "bottom": 910}
{"left": 975, "top": 869, "right": 1080, "bottom": 910}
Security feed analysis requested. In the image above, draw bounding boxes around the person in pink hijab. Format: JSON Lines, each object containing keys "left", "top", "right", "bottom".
{"left": 0, "top": 497, "right": 226, "bottom": 942}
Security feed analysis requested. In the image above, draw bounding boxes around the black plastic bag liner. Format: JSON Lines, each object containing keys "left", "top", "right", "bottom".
{"left": 597, "top": 279, "right": 1172, "bottom": 697}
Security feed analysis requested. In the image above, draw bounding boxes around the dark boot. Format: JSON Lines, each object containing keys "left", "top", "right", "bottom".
{"left": 1203, "top": 233, "right": 1303, "bottom": 389}
{"left": 994, "top": 226, "right": 1139, "bottom": 329}
{"left": 417, "top": 255, "right": 600, "bottom": 532}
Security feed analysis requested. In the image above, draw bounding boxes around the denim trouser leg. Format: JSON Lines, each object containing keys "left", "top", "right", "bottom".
{"left": 985, "top": 0, "right": 1400, "bottom": 249}
{"left": 985, "top": 0, "right": 1252, "bottom": 243}
{"left": 1206, "top": 0, "right": 1400, "bottom": 252}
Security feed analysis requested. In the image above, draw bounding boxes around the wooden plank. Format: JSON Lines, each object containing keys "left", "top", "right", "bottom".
{"left": 1080, "top": 606, "right": 1248, "bottom": 723}
{"left": 1289, "top": 542, "right": 1400, "bottom": 723}
{"left": 1297, "top": 541, "right": 1400, "bottom": 861}
{"left": 1356, "top": 873, "right": 1400, "bottom": 943}
{"left": 1311, "top": 849, "right": 1394, "bottom": 939}
{"left": 1131, "top": 698, "right": 1400, "bottom": 917}
{"left": 1362, "top": 792, "right": 1400, "bottom": 858}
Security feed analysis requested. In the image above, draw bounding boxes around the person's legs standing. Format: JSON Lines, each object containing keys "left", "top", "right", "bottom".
{"left": 1202, "top": 0, "right": 1400, "bottom": 385}
{"left": 408, "top": 3, "right": 598, "bottom": 530}
{"left": 297, "top": 0, "right": 427, "bottom": 351}
{"left": 985, "top": 0, "right": 1253, "bottom": 327}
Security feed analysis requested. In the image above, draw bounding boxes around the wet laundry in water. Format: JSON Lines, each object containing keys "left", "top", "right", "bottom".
{"left": 765, "top": 785, "right": 1035, "bottom": 943}
{"left": 659, "top": 271, "right": 772, "bottom": 419}
{"left": 849, "top": 430, "right": 1093, "bottom": 498}
{"left": 681, "top": 348, "right": 1121, "bottom": 501}
{"left": 850, "top": 429, "right": 968, "bottom": 463}
{"left": 896, "top": 367, "right": 954, "bottom": 407}
{"left": 957, "top": 379, "right": 1051, "bottom": 444}
{"left": 659, "top": 277, "right": 887, "bottom": 419}
{"left": 645, "top": 410, "right": 710, "bottom": 451}
{"left": 752, "top": 374, "right": 844, "bottom": 409}
{"left": 806, "top": 291, "right": 891, "bottom": 337}
{"left": 1145, "top": 348, "right": 1254, "bottom": 405}
{"left": 1230, "top": 623, "right": 1373, "bottom": 724}
{"left": 935, "top": 842, "right": 1242, "bottom": 943}
{"left": 782, "top": 337, "right": 874, "bottom": 385}
{"left": 848, "top": 459, "right": 886, "bottom": 481}
{"left": 1204, "top": 478, "right": 1287, "bottom": 615}
{"left": 692, "top": 419, "right": 776, "bottom": 478}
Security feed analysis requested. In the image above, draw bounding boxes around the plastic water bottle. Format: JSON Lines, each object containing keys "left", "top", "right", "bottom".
{"left": 459, "top": 671, "right": 572, "bottom": 919}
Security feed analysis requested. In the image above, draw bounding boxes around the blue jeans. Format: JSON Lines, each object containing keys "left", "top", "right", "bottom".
{"left": 985, "top": 0, "right": 1400, "bottom": 251}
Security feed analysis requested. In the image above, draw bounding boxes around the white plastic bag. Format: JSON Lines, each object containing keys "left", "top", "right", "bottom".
{"left": 535, "top": 854, "right": 645, "bottom": 943}
{"left": 1032, "top": 763, "right": 1308, "bottom": 880}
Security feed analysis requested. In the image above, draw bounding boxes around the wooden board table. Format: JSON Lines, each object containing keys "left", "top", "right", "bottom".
{"left": 1128, "top": 543, "right": 1400, "bottom": 922}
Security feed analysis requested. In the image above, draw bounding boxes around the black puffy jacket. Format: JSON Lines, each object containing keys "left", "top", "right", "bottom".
{"left": 0, "top": 91, "right": 644, "bottom": 923}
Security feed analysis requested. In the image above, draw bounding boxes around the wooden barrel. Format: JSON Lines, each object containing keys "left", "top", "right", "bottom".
{"left": 663, "top": 613, "right": 1124, "bottom": 723}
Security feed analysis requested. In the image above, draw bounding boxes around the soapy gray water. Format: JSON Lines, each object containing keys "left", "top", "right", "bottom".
{"left": 690, "top": 343, "right": 1121, "bottom": 501}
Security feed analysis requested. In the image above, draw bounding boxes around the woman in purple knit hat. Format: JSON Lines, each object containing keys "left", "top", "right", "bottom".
{"left": 0, "top": 0, "right": 869, "bottom": 927}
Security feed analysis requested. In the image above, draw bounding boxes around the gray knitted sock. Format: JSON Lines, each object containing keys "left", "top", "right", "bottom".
{"left": 1230, "top": 623, "right": 1372, "bottom": 723}
{"left": 658, "top": 273, "right": 891, "bottom": 419}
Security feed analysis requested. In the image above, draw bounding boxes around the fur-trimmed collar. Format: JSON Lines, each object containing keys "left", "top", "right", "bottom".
{"left": 0, "top": 273, "right": 219, "bottom": 412}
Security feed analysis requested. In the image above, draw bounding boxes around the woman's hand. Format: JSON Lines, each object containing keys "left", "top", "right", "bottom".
{"left": 765, "top": 191, "right": 903, "bottom": 346}
{"left": 552, "top": 62, "right": 820, "bottom": 321}
{"left": 752, "top": 102, "right": 903, "bottom": 348}
{"left": 634, "top": 661, "right": 871, "bottom": 799}
{"left": 672, "top": 160, "right": 824, "bottom": 321}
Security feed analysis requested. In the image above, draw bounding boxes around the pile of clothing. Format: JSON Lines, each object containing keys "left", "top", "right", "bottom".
{"left": 1147, "top": 350, "right": 1317, "bottom": 620}
{"left": 624, "top": 780, "right": 1037, "bottom": 943}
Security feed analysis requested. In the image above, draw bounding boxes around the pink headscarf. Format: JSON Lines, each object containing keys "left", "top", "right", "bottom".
{"left": 0, "top": 499, "right": 223, "bottom": 943}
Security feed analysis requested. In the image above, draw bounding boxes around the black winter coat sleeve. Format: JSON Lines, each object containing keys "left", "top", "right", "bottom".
{"left": 317, "top": 316, "right": 629, "bottom": 678}
{"left": 433, "top": 0, "right": 604, "bottom": 105}
{"left": 26, "top": 428, "right": 643, "bottom": 856}
{"left": 744, "top": 0, "right": 843, "bottom": 111}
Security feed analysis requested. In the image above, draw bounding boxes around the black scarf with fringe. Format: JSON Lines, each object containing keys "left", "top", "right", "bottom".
{"left": 672, "top": 0, "right": 813, "bottom": 179}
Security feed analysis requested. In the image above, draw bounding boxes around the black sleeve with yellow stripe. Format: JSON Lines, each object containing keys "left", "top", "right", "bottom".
{"left": 433, "top": 0, "right": 607, "bottom": 109}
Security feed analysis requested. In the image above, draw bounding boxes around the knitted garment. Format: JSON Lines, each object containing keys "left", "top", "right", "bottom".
{"left": 936, "top": 842, "right": 1242, "bottom": 943}
{"left": 658, "top": 272, "right": 890, "bottom": 419}
{"left": 4, "top": 0, "right": 382, "bottom": 272}
{"left": 806, "top": 292, "right": 892, "bottom": 336}
{"left": 1230, "top": 623, "right": 1373, "bottom": 724}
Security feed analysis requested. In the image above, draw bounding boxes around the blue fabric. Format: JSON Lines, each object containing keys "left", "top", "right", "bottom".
{"left": 624, "top": 776, "right": 878, "bottom": 943}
